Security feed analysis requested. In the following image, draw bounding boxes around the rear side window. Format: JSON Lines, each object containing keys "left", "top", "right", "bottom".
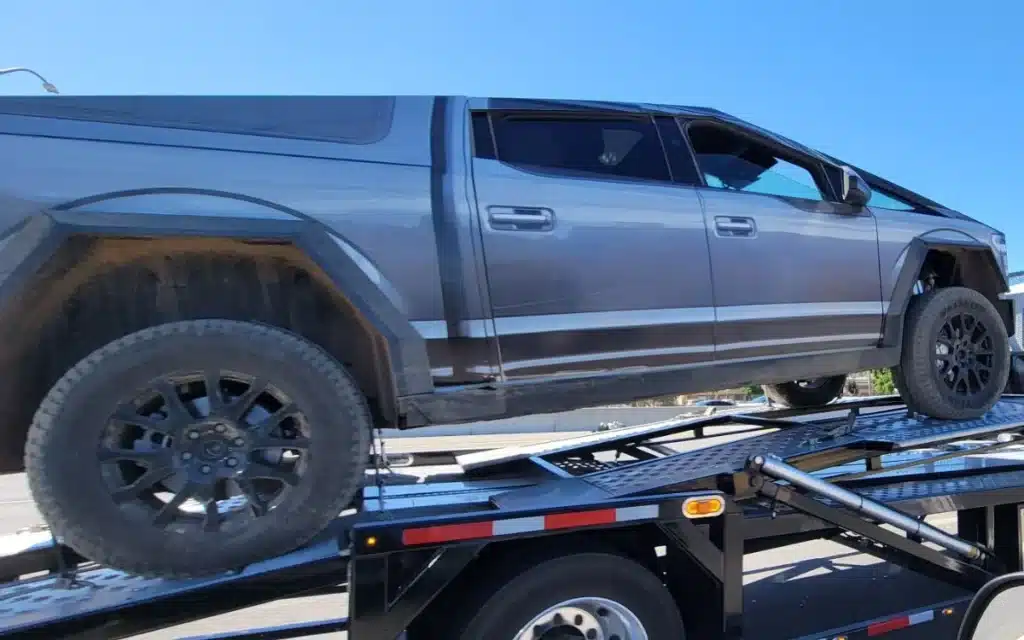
{"left": 485, "top": 114, "right": 672, "bottom": 183}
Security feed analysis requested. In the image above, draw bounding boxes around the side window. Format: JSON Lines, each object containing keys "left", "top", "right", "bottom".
{"left": 867, "top": 188, "right": 918, "bottom": 211}
{"left": 486, "top": 114, "right": 672, "bottom": 183}
{"left": 686, "top": 122, "right": 824, "bottom": 201}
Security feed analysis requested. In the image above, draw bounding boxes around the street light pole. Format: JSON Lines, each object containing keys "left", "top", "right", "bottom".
{"left": 0, "top": 67, "right": 59, "bottom": 94}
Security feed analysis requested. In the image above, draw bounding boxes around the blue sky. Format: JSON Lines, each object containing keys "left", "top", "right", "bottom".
{"left": 2, "top": 1, "right": 1023, "bottom": 269}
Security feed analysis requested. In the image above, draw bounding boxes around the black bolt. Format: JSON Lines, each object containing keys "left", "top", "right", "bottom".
{"left": 553, "top": 613, "right": 563, "bottom": 624}
{"left": 586, "top": 630, "right": 597, "bottom": 639}
{"left": 574, "top": 614, "right": 584, "bottom": 625}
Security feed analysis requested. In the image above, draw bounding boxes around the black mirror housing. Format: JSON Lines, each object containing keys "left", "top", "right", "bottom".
{"left": 839, "top": 165, "right": 872, "bottom": 208}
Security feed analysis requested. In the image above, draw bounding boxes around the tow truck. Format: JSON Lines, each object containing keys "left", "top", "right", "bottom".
{"left": 4, "top": 395, "right": 1024, "bottom": 639}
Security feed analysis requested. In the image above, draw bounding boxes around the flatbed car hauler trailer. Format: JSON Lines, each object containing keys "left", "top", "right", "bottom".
{"left": 5, "top": 397, "right": 1024, "bottom": 639}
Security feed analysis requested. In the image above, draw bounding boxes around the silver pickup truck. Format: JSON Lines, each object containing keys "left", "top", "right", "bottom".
{"left": 0, "top": 95, "right": 1012, "bottom": 577}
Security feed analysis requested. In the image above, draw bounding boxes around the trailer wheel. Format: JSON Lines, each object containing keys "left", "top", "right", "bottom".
{"left": 763, "top": 375, "right": 847, "bottom": 408}
{"left": 898, "top": 286, "right": 1010, "bottom": 419}
{"left": 24, "top": 319, "right": 371, "bottom": 578}
{"left": 429, "top": 552, "right": 686, "bottom": 639}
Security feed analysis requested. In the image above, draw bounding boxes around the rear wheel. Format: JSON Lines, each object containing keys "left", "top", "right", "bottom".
{"left": 24, "top": 319, "right": 371, "bottom": 577}
{"left": 763, "top": 375, "right": 847, "bottom": 409}
{"left": 424, "top": 552, "right": 686, "bottom": 639}
{"left": 898, "top": 286, "right": 1010, "bottom": 419}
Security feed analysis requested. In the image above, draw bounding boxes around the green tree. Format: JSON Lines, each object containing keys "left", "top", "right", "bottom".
{"left": 871, "top": 368, "right": 895, "bottom": 395}
{"left": 744, "top": 383, "right": 763, "bottom": 398}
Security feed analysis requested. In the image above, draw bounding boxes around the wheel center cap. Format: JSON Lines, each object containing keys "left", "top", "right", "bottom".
{"left": 202, "top": 439, "right": 227, "bottom": 458}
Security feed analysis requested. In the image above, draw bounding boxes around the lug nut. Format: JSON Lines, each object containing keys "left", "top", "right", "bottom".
{"left": 233, "top": 437, "right": 245, "bottom": 446}
{"left": 200, "top": 464, "right": 211, "bottom": 474}
{"left": 215, "top": 424, "right": 226, "bottom": 433}
{"left": 181, "top": 452, "right": 192, "bottom": 460}
{"left": 226, "top": 458, "right": 238, "bottom": 468}
{"left": 188, "top": 431, "right": 200, "bottom": 440}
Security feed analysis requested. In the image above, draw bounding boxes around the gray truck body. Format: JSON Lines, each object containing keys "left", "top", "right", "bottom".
{"left": 0, "top": 95, "right": 1011, "bottom": 443}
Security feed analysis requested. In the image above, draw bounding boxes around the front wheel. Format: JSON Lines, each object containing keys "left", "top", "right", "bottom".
{"left": 898, "top": 286, "right": 1010, "bottom": 420}
{"left": 25, "top": 319, "right": 371, "bottom": 577}
{"left": 424, "top": 552, "right": 686, "bottom": 639}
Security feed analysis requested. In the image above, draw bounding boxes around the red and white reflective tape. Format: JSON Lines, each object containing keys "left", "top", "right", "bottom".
{"left": 865, "top": 609, "right": 934, "bottom": 636}
{"left": 401, "top": 504, "right": 660, "bottom": 546}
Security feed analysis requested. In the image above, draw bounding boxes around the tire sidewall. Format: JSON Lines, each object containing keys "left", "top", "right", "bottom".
{"left": 27, "top": 321, "right": 370, "bottom": 571}
{"left": 458, "top": 553, "right": 685, "bottom": 640}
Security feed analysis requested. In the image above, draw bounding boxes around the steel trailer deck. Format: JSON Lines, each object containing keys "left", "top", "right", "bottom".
{"left": 5, "top": 396, "right": 1024, "bottom": 639}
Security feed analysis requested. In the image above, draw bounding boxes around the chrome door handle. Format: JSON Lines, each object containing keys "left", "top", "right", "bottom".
{"left": 488, "top": 206, "right": 555, "bottom": 231}
{"left": 715, "top": 216, "right": 756, "bottom": 237}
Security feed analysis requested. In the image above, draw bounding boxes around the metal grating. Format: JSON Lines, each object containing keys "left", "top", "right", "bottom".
{"left": 852, "top": 469, "right": 1024, "bottom": 505}
{"left": 0, "top": 536, "right": 342, "bottom": 629}
{"left": 554, "top": 458, "right": 622, "bottom": 476}
{"left": 833, "top": 400, "right": 1024, "bottom": 449}
{"left": 584, "top": 401, "right": 1024, "bottom": 498}
{"left": 584, "top": 422, "right": 855, "bottom": 496}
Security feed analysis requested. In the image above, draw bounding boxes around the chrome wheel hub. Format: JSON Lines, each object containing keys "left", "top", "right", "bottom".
{"left": 514, "top": 597, "right": 647, "bottom": 640}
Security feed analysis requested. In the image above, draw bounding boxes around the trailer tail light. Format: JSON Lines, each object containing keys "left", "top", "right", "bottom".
{"left": 682, "top": 495, "right": 724, "bottom": 519}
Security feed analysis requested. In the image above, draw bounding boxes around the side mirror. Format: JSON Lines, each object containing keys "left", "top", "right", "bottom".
{"left": 839, "top": 166, "right": 872, "bottom": 208}
{"left": 958, "top": 572, "right": 1024, "bottom": 639}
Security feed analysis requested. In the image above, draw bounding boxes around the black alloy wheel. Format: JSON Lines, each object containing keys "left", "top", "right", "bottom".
{"left": 933, "top": 311, "right": 996, "bottom": 401}
{"left": 26, "top": 320, "right": 371, "bottom": 577}
{"left": 897, "top": 286, "right": 1010, "bottom": 420}
{"left": 100, "top": 371, "right": 309, "bottom": 534}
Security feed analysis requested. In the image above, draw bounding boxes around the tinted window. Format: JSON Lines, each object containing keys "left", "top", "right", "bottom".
{"left": 868, "top": 188, "right": 917, "bottom": 211}
{"left": 687, "top": 123, "right": 823, "bottom": 201}
{"left": 488, "top": 115, "right": 671, "bottom": 182}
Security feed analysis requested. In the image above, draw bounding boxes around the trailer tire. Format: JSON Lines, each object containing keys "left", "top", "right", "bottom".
{"left": 24, "top": 319, "right": 371, "bottom": 578}
{"left": 898, "top": 286, "right": 1010, "bottom": 420}
{"left": 428, "top": 552, "right": 686, "bottom": 640}
{"left": 763, "top": 375, "right": 847, "bottom": 409}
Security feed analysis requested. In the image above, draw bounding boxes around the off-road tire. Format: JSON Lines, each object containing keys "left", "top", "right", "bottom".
{"left": 418, "top": 552, "right": 686, "bottom": 639}
{"left": 763, "top": 375, "right": 847, "bottom": 409}
{"left": 898, "top": 286, "right": 1010, "bottom": 420}
{"left": 24, "top": 319, "right": 371, "bottom": 578}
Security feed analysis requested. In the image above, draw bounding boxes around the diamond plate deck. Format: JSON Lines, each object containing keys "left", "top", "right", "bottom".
{"left": 567, "top": 401, "right": 1024, "bottom": 500}
{"left": 0, "top": 531, "right": 346, "bottom": 634}
{"left": 853, "top": 468, "right": 1024, "bottom": 505}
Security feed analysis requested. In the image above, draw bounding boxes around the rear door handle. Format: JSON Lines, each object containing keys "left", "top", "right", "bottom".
{"left": 488, "top": 206, "right": 555, "bottom": 232}
{"left": 714, "top": 216, "right": 756, "bottom": 238}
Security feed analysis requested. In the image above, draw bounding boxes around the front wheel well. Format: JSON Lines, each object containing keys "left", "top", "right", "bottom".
{"left": 915, "top": 246, "right": 1012, "bottom": 334}
{"left": 0, "top": 235, "right": 393, "bottom": 473}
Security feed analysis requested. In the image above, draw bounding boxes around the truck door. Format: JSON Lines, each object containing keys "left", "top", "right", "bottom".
{"left": 680, "top": 119, "right": 884, "bottom": 363}
{"left": 468, "top": 103, "right": 716, "bottom": 380}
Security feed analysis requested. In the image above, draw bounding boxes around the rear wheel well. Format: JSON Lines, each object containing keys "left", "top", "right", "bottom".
{"left": 408, "top": 527, "right": 666, "bottom": 638}
{"left": 0, "top": 235, "right": 392, "bottom": 473}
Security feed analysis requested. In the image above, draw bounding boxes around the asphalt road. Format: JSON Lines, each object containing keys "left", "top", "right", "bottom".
{"left": 0, "top": 429, "right": 997, "bottom": 639}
